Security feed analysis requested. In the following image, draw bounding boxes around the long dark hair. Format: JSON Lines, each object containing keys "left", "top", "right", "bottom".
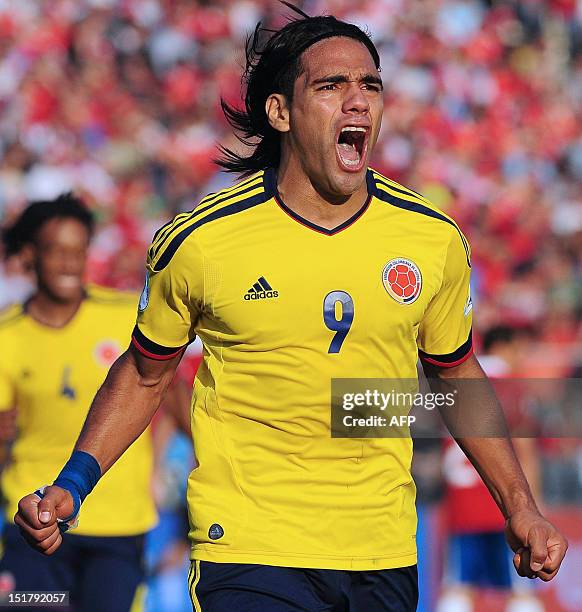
{"left": 216, "top": 2, "right": 381, "bottom": 177}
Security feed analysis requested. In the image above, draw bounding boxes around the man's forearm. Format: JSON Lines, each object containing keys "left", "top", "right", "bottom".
{"left": 74, "top": 347, "right": 178, "bottom": 474}
{"left": 426, "top": 355, "right": 538, "bottom": 519}
{"left": 455, "top": 436, "right": 537, "bottom": 519}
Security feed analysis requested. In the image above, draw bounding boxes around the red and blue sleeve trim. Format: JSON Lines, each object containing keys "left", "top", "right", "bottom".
{"left": 131, "top": 326, "right": 186, "bottom": 361}
{"left": 419, "top": 329, "right": 473, "bottom": 368}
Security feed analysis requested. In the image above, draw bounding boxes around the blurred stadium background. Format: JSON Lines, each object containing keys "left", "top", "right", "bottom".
{"left": 0, "top": 1, "right": 581, "bottom": 610}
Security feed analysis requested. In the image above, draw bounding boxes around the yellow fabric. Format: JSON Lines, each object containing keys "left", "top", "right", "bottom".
{"left": 0, "top": 287, "right": 157, "bottom": 536}
{"left": 136, "top": 168, "right": 472, "bottom": 570}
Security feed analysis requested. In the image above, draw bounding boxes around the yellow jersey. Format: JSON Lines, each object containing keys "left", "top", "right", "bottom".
{"left": 134, "top": 168, "right": 472, "bottom": 570}
{"left": 0, "top": 286, "right": 157, "bottom": 537}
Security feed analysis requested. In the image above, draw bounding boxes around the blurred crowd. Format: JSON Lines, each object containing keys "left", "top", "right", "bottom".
{"left": 0, "top": 1, "right": 581, "bottom": 469}
{"left": 1, "top": 0, "right": 582, "bottom": 375}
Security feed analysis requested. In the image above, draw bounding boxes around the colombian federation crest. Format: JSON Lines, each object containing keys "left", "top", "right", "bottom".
{"left": 94, "top": 340, "right": 122, "bottom": 367}
{"left": 382, "top": 258, "right": 422, "bottom": 305}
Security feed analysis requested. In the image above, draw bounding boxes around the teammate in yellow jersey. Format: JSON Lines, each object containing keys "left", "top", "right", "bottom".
{"left": 15, "top": 6, "right": 567, "bottom": 611}
{"left": 0, "top": 195, "right": 156, "bottom": 611}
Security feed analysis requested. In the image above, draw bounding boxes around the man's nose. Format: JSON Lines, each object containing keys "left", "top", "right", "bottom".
{"left": 342, "top": 83, "right": 370, "bottom": 114}
{"left": 59, "top": 250, "right": 85, "bottom": 273}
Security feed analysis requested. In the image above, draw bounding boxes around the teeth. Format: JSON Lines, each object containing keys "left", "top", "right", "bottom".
{"left": 58, "top": 276, "right": 79, "bottom": 283}
{"left": 341, "top": 127, "right": 367, "bottom": 133}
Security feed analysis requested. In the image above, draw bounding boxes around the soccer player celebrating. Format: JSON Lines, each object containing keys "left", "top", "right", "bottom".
{"left": 15, "top": 9, "right": 567, "bottom": 611}
{"left": 0, "top": 195, "right": 157, "bottom": 611}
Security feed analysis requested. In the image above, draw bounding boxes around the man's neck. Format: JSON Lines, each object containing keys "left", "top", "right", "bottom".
{"left": 26, "top": 291, "right": 84, "bottom": 329}
{"left": 276, "top": 158, "right": 369, "bottom": 230}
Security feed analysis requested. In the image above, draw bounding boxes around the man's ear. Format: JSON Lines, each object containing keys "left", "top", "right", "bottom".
{"left": 19, "top": 244, "right": 36, "bottom": 273}
{"left": 265, "top": 93, "right": 290, "bottom": 133}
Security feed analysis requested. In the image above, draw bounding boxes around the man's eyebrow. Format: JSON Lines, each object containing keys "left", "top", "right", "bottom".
{"left": 311, "top": 74, "right": 384, "bottom": 88}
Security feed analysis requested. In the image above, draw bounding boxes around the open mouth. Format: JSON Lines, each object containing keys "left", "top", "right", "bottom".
{"left": 56, "top": 275, "right": 82, "bottom": 289}
{"left": 336, "top": 126, "right": 369, "bottom": 172}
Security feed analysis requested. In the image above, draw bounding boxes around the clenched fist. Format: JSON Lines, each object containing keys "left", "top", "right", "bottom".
{"left": 505, "top": 508, "right": 568, "bottom": 581}
{"left": 14, "top": 486, "right": 75, "bottom": 555}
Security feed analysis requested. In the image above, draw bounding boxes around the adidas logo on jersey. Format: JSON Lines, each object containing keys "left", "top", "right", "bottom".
{"left": 244, "top": 276, "right": 279, "bottom": 300}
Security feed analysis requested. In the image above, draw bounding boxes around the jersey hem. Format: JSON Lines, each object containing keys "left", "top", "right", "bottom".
{"left": 420, "top": 345, "right": 473, "bottom": 368}
{"left": 131, "top": 326, "right": 185, "bottom": 360}
{"left": 418, "top": 329, "right": 473, "bottom": 368}
{"left": 190, "top": 547, "right": 417, "bottom": 571}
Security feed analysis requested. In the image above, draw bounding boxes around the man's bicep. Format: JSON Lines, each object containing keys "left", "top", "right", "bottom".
{"left": 128, "top": 342, "right": 184, "bottom": 387}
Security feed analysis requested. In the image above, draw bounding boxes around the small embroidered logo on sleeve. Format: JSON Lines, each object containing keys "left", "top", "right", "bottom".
{"left": 138, "top": 273, "right": 150, "bottom": 312}
{"left": 464, "top": 293, "right": 473, "bottom": 317}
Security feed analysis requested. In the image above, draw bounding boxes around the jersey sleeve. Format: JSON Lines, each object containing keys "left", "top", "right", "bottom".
{"left": 417, "top": 227, "right": 473, "bottom": 368}
{"left": 132, "top": 235, "right": 203, "bottom": 360}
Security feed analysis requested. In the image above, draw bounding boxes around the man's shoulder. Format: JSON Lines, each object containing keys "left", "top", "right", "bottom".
{"left": 369, "top": 168, "right": 470, "bottom": 262}
{"left": 0, "top": 303, "right": 25, "bottom": 334}
{"left": 369, "top": 168, "right": 458, "bottom": 228}
{"left": 85, "top": 285, "right": 138, "bottom": 316}
{"left": 147, "top": 171, "right": 272, "bottom": 272}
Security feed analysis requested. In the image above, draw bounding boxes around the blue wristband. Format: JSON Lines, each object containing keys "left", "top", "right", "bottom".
{"left": 53, "top": 450, "right": 101, "bottom": 521}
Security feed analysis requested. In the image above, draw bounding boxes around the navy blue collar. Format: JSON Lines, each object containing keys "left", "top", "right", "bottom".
{"left": 264, "top": 167, "right": 374, "bottom": 236}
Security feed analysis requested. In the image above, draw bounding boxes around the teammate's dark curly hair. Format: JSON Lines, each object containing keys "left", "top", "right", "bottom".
{"left": 216, "top": 1, "right": 381, "bottom": 177}
{"left": 3, "top": 193, "right": 94, "bottom": 257}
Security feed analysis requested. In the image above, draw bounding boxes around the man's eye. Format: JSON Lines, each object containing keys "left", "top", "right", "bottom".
{"left": 318, "top": 84, "right": 337, "bottom": 91}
